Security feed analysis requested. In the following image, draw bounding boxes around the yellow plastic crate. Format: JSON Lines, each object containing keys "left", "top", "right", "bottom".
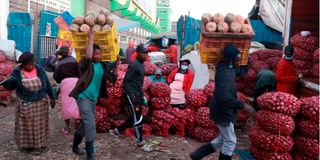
{"left": 71, "top": 24, "right": 119, "bottom": 62}
{"left": 58, "top": 30, "right": 73, "bottom": 41}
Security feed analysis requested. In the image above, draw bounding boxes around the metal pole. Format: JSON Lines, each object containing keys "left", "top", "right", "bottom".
{"left": 283, "top": 0, "right": 293, "bottom": 49}
{"left": 33, "top": 0, "right": 39, "bottom": 63}
{"left": 28, "top": 0, "right": 31, "bottom": 13}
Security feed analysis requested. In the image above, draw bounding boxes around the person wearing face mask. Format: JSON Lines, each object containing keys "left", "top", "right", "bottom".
{"left": 167, "top": 59, "right": 194, "bottom": 108}
{"left": 148, "top": 68, "right": 166, "bottom": 83}
{"left": 190, "top": 44, "right": 255, "bottom": 160}
{"left": 275, "top": 45, "right": 301, "bottom": 96}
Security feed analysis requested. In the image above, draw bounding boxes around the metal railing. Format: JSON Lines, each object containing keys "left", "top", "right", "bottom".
{"left": 37, "top": 35, "right": 56, "bottom": 64}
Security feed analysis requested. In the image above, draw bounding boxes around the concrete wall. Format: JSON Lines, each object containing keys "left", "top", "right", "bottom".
{"left": 0, "top": 0, "right": 9, "bottom": 39}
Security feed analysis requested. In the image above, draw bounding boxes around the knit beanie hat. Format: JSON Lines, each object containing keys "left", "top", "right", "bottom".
{"left": 223, "top": 44, "right": 240, "bottom": 61}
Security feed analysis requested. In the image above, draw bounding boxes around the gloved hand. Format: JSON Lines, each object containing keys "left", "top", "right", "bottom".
{"left": 142, "top": 96, "right": 148, "bottom": 106}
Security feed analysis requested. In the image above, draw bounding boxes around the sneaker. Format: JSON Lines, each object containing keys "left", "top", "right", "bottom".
{"left": 136, "top": 140, "right": 145, "bottom": 147}
{"left": 109, "top": 129, "right": 120, "bottom": 138}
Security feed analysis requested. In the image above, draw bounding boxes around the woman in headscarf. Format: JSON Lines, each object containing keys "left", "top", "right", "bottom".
{"left": 53, "top": 46, "right": 80, "bottom": 135}
{"left": 167, "top": 59, "right": 194, "bottom": 108}
{"left": 1, "top": 52, "right": 55, "bottom": 155}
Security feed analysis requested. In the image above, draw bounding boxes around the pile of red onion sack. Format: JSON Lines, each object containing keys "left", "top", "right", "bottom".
{"left": 249, "top": 92, "right": 319, "bottom": 160}
{"left": 290, "top": 33, "right": 319, "bottom": 81}
{"left": 292, "top": 96, "right": 319, "bottom": 160}
{"left": 0, "top": 53, "right": 16, "bottom": 104}
{"left": 250, "top": 92, "right": 299, "bottom": 160}
{"left": 236, "top": 49, "right": 282, "bottom": 96}
{"left": 94, "top": 63, "right": 254, "bottom": 141}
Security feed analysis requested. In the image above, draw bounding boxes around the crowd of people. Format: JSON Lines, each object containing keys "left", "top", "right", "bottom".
{"left": 0, "top": 28, "right": 303, "bottom": 159}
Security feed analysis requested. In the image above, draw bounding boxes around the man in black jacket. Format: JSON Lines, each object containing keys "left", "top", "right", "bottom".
{"left": 110, "top": 44, "right": 148, "bottom": 147}
{"left": 190, "top": 44, "right": 255, "bottom": 160}
{"left": 69, "top": 31, "right": 118, "bottom": 160}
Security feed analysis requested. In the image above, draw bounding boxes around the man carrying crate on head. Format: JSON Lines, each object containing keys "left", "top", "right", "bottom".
{"left": 69, "top": 31, "right": 119, "bottom": 160}
{"left": 190, "top": 44, "right": 255, "bottom": 160}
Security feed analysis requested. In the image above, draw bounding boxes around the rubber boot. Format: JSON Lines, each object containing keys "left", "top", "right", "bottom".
{"left": 85, "top": 141, "right": 95, "bottom": 160}
{"left": 218, "top": 152, "right": 232, "bottom": 160}
{"left": 189, "top": 142, "right": 215, "bottom": 160}
{"left": 72, "top": 133, "right": 85, "bottom": 155}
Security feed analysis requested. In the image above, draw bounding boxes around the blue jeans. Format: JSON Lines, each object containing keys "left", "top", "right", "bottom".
{"left": 75, "top": 98, "right": 96, "bottom": 142}
{"left": 210, "top": 123, "right": 237, "bottom": 156}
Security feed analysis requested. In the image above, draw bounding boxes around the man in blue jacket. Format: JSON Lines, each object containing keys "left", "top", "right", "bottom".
{"left": 190, "top": 44, "right": 255, "bottom": 160}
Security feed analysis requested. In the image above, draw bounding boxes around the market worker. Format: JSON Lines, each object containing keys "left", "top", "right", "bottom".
{"left": 166, "top": 41, "right": 178, "bottom": 63}
{"left": 252, "top": 69, "right": 276, "bottom": 111}
{"left": 130, "top": 45, "right": 150, "bottom": 62}
{"left": 180, "top": 45, "right": 209, "bottom": 89}
{"left": 69, "top": 31, "right": 118, "bottom": 160}
{"left": 275, "top": 45, "right": 300, "bottom": 95}
{"left": 53, "top": 46, "right": 81, "bottom": 135}
{"left": 167, "top": 59, "right": 194, "bottom": 108}
{"left": 110, "top": 44, "right": 149, "bottom": 147}
{"left": 184, "top": 44, "right": 194, "bottom": 55}
{"left": 125, "top": 40, "right": 135, "bottom": 64}
{"left": 148, "top": 68, "right": 166, "bottom": 83}
{"left": 1, "top": 52, "right": 55, "bottom": 155}
{"left": 194, "top": 42, "right": 200, "bottom": 52}
{"left": 190, "top": 44, "right": 255, "bottom": 160}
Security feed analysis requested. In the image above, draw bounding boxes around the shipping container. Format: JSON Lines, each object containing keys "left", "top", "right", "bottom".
{"left": 250, "top": 20, "right": 282, "bottom": 43}
{"left": 177, "top": 15, "right": 202, "bottom": 55}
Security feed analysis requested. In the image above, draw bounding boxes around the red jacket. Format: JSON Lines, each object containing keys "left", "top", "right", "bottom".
{"left": 148, "top": 45, "right": 159, "bottom": 52}
{"left": 275, "top": 58, "right": 298, "bottom": 95}
{"left": 167, "top": 68, "right": 194, "bottom": 92}
{"left": 130, "top": 51, "right": 150, "bottom": 62}
{"left": 166, "top": 45, "right": 178, "bottom": 63}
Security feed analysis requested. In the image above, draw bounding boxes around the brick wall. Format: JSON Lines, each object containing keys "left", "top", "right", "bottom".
{"left": 9, "top": 0, "right": 58, "bottom": 14}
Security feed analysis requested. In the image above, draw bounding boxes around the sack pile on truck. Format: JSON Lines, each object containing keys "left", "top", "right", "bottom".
{"left": 236, "top": 49, "right": 283, "bottom": 96}
{"left": 292, "top": 96, "right": 319, "bottom": 159}
{"left": 290, "top": 32, "right": 319, "bottom": 79}
{"left": 249, "top": 92, "right": 301, "bottom": 160}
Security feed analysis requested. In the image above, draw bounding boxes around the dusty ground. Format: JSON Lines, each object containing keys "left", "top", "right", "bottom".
{"left": 0, "top": 102, "right": 252, "bottom": 160}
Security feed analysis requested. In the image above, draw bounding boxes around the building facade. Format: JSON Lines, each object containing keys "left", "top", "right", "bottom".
{"left": 156, "top": 0, "right": 171, "bottom": 33}
{"left": 171, "top": 21, "right": 177, "bottom": 32}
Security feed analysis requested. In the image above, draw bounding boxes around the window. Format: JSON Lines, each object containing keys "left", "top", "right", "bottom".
{"left": 160, "top": 10, "right": 167, "bottom": 14}
{"left": 160, "top": 19, "right": 166, "bottom": 22}
{"left": 161, "top": 27, "right": 166, "bottom": 30}
{"left": 120, "top": 35, "right": 127, "bottom": 43}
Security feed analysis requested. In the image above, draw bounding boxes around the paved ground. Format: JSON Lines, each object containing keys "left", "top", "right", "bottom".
{"left": 0, "top": 102, "right": 252, "bottom": 160}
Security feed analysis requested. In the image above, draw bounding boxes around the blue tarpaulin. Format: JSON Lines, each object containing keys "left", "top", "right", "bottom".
{"left": 7, "top": 12, "right": 32, "bottom": 52}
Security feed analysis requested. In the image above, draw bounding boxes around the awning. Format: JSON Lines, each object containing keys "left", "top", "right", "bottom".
{"left": 147, "top": 32, "right": 177, "bottom": 40}
{"left": 112, "top": 15, "right": 140, "bottom": 32}
{"left": 110, "top": 0, "right": 160, "bottom": 33}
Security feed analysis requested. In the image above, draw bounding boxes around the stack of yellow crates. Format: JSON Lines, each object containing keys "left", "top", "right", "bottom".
{"left": 71, "top": 24, "right": 119, "bottom": 62}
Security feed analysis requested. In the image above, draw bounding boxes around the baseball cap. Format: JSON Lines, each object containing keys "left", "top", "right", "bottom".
{"left": 136, "top": 44, "right": 149, "bottom": 54}
{"left": 154, "top": 68, "right": 162, "bottom": 75}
